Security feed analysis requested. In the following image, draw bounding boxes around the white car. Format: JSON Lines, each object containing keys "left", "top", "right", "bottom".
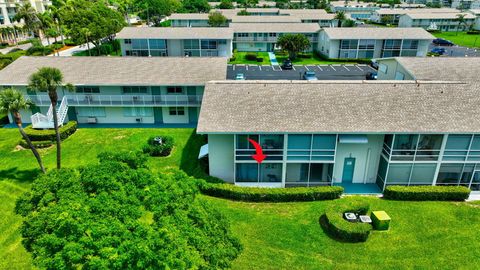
{"left": 235, "top": 73, "right": 245, "bottom": 80}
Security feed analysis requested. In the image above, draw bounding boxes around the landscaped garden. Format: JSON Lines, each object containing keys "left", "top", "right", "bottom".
{"left": 228, "top": 51, "right": 271, "bottom": 65}
{"left": 433, "top": 31, "right": 480, "bottom": 48}
{"left": 1, "top": 127, "right": 480, "bottom": 269}
{"left": 275, "top": 51, "right": 358, "bottom": 65}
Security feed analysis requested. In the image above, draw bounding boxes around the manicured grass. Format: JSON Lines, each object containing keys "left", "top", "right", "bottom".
{"left": 275, "top": 53, "right": 357, "bottom": 65}
{"left": 229, "top": 52, "right": 271, "bottom": 65}
{"left": 206, "top": 196, "right": 480, "bottom": 270}
{"left": 0, "top": 127, "right": 204, "bottom": 269}
{"left": 433, "top": 31, "right": 480, "bottom": 48}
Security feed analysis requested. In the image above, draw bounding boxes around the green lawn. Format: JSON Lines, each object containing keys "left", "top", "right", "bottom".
{"left": 433, "top": 32, "right": 480, "bottom": 48}
{"left": 275, "top": 53, "right": 357, "bottom": 65}
{"left": 207, "top": 196, "right": 480, "bottom": 270}
{"left": 229, "top": 52, "right": 271, "bottom": 65}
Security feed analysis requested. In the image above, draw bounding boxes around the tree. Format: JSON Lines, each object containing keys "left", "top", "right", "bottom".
{"left": 208, "top": 11, "right": 227, "bottom": 27}
{"left": 307, "top": 0, "right": 320, "bottom": 9}
{"left": 455, "top": 14, "right": 468, "bottom": 35}
{"left": 218, "top": 0, "right": 234, "bottom": 9}
{"left": 15, "top": 156, "right": 242, "bottom": 269}
{"left": 342, "top": 19, "right": 355, "bottom": 27}
{"left": 28, "top": 67, "right": 72, "bottom": 170}
{"left": 380, "top": 14, "right": 394, "bottom": 25}
{"left": 13, "top": 2, "right": 41, "bottom": 38}
{"left": 180, "top": 0, "right": 211, "bottom": 13}
{"left": 276, "top": 34, "right": 311, "bottom": 60}
{"left": 0, "top": 88, "right": 45, "bottom": 173}
{"left": 136, "top": 0, "right": 181, "bottom": 22}
{"left": 334, "top": 11, "right": 346, "bottom": 27}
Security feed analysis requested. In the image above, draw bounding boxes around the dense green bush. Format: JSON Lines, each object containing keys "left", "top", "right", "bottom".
{"left": 199, "top": 182, "right": 343, "bottom": 202}
{"left": 383, "top": 185, "right": 470, "bottom": 201}
{"left": 142, "top": 136, "right": 174, "bottom": 157}
{"left": 245, "top": 52, "right": 257, "bottom": 61}
{"left": 24, "top": 121, "right": 77, "bottom": 141}
{"left": 97, "top": 150, "right": 148, "bottom": 169}
{"left": 467, "top": 30, "right": 480, "bottom": 35}
{"left": 15, "top": 163, "right": 242, "bottom": 269}
{"left": 320, "top": 200, "right": 372, "bottom": 242}
{"left": 26, "top": 45, "right": 54, "bottom": 56}
{"left": 18, "top": 139, "right": 53, "bottom": 149}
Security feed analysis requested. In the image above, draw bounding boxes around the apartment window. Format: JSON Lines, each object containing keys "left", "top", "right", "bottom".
{"left": 201, "top": 40, "right": 217, "bottom": 50}
{"left": 269, "top": 33, "right": 276, "bottom": 37}
{"left": 76, "top": 86, "right": 100, "bottom": 93}
{"left": 124, "top": 39, "right": 132, "bottom": 44}
{"left": 169, "top": 107, "right": 185, "bottom": 116}
{"left": 123, "top": 107, "right": 153, "bottom": 117}
{"left": 122, "top": 86, "right": 148, "bottom": 94}
{"left": 131, "top": 39, "right": 149, "bottom": 50}
{"left": 167, "top": 86, "right": 183, "bottom": 94}
{"left": 402, "top": 39, "right": 418, "bottom": 50}
{"left": 77, "top": 107, "right": 106, "bottom": 117}
{"left": 340, "top": 40, "right": 358, "bottom": 49}
{"left": 184, "top": 39, "right": 200, "bottom": 50}
{"left": 218, "top": 39, "right": 227, "bottom": 45}
{"left": 358, "top": 39, "right": 375, "bottom": 50}
{"left": 236, "top": 33, "right": 249, "bottom": 37}
{"left": 148, "top": 39, "right": 166, "bottom": 50}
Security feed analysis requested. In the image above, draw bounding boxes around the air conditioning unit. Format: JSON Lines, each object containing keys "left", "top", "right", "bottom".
{"left": 135, "top": 118, "right": 143, "bottom": 123}
{"left": 87, "top": 117, "right": 97, "bottom": 124}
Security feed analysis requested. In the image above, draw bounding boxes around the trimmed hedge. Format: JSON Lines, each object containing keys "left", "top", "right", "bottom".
{"left": 97, "top": 150, "right": 148, "bottom": 169}
{"left": 18, "top": 140, "right": 53, "bottom": 149}
{"left": 199, "top": 182, "right": 343, "bottom": 202}
{"left": 245, "top": 52, "right": 257, "bottom": 61}
{"left": 24, "top": 121, "right": 78, "bottom": 141}
{"left": 142, "top": 136, "right": 174, "bottom": 157}
{"left": 383, "top": 185, "right": 470, "bottom": 201}
{"left": 320, "top": 200, "right": 371, "bottom": 242}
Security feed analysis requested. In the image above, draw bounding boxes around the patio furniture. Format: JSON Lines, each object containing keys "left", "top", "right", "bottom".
{"left": 359, "top": 215, "right": 372, "bottom": 223}
{"left": 371, "top": 211, "right": 391, "bottom": 230}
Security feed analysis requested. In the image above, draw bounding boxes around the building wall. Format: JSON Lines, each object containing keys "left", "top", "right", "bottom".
{"left": 208, "top": 134, "right": 235, "bottom": 182}
{"left": 161, "top": 107, "right": 189, "bottom": 123}
{"left": 332, "top": 135, "right": 384, "bottom": 184}
{"left": 376, "top": 58, "right": 415, "bottom": 80}
{"left": 76, "top": 107, "right": 155, "bottom": 124}
{"left": 399, "top": 15, "right": 476, "bottom": 31}
{"left": 234, "top": 42, "right": 269, "bottom": 51}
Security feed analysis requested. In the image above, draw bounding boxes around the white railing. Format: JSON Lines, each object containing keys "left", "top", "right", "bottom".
{"left": 31, "top": 96, "right": 69, "bottom": 129}
{"left": 57, "top": 97, "right": 69, "bottom": 124}
{"left": 28, "top": 94, "right": 203, "bottom": 107}
{"left": 31, "top": 112, "right": 50, "bottom": 128}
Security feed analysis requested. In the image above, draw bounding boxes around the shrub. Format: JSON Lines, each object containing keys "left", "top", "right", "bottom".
{"left": 298, "top": 53, "right": 312, "bottom": 58}
{"left": 18, "top": 140, "right": 53, "bottom": 149}
{"left": 199, "top": 182, "right": 343, "bottom": 202}
{"left": 26, "top": 45, "right": 54, "bottom": 56}
{"left": 142, "top": 136, "right": 174, "bottom": 157}
{"left": 24, "top": 121, "right": 77, "bottom": 141}
{"left": 256, "top": 57, "right": 263, "bottom": 62}
{"left": 97, "top": 150, "right": 148, "bottom": 169}
{"left": 383, "top": 185, "right": 470, "bottom": 201}
{"left": 320, "top": 200, "right": 372, "bottom": 242}
{"left": 467, "top": 30, "right": 480, "bottom": 35}
{"left": 245, "top": 52, "right": 257, "bottom": 61}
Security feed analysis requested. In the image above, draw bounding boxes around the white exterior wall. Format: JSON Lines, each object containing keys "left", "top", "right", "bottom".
{"left": 161, "top": 107, "right": 189, "bottom": 124}
{"left": 208, "top": 134, "right": 235, "bottom": 182}
{"left": 377, "top": 58, "right": 415, "bottom": 80}
{"left": 333, "top": 135, "right": 384, "bottom": 184}
{"left": 167, "top": 39, "right": 183, "bottom": 56}
{"left": 398, "top": 15, "right": 413, "bottom": 28}
{"left": 76, "top": 107, "right": 155, "bottom": 124}
{"left": 475, "top": 17, "right": 480, "bottom": 30}
{"left": 235, "top": 42, "right": 268, "bottom": 52}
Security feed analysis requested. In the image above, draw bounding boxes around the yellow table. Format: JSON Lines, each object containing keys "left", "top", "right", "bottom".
{"left": 371, "top": 211, "right": 391, "bottom": 230}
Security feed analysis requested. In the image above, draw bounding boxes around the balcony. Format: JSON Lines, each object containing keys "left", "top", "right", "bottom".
{"left": 28, "top": 94, "right": 203, "bottom": 107}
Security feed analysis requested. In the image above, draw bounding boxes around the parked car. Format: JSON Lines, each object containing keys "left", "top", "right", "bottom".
{"left": 430, "top": 47, "right": 446, "bottom": 55}
{"left": 303, "top": 71, "right": 318, "bottom": 81}
{"left": 281, "top": 59, "right": 293, "bottom": 70}
{"left": 433, "top": 38, "right": 454, "bottom": 46}
{"left": 235, "top": 73, "right": 245, "bottom": 80}
{"left": 366, "top": 72, "right": 378, "bottom": 80}
{"left": 370, "top": 60, "right": 379, "bottom": 70}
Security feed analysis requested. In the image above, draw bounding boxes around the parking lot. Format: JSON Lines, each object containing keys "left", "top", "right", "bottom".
{"left": 227, "top": 64, "right": 376, "bottom": 80}
{"left": 428, "top": 44, "right": 480, "bottom": 57}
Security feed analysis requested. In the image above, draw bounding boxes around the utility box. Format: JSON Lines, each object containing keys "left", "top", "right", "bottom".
{"left": 371, "top": 211, "right": 391, "bottom": 230}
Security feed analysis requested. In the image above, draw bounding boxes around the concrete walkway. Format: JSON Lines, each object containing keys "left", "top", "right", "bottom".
{"left": 53, "top": 42, "right": 95, "bottom": 56}
{"left": 467, "top": 193, "right": 480, "bottom": 201}
{"left": 268, "top": 52, "right": 279, "bottom": 65}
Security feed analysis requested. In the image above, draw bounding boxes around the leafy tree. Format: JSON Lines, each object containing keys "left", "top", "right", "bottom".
{"left": 208, "top": 11, "right": 228, "bottom": 27}
{"left": 0, "top": 88, "right": 45, "bottom": 173}
{"left": 136, "top": 0, "right": 181, "bottom": 23}
{"left": 341, "top": 19, "right": 355, "bottom": 27}
{"left": 307, "top": 0, "right": 320, "bottom": 9}
{"left": 334, "top": 11, "right": 346, "bottom": 27}
{"left": 13, "top": 2, "right": 42, "bottom": 37}
{"left": 218, "top": 0, "right": 234, "bottom": 9}
{"left": 380, "top": 14, "right": 394, "bottom": 25}
{"left": 28, "top": 67, "right": 73, "bottom": 170}
{"left": 15, "top": 156, "right": 242, "bottom": 269}
{"left": 455, "top": 14, "right": 468, "bottom": 34}
{"left": 181, "top": 0, "right": 210, "bottom": 13}
{"left": 277, "top": 34, "right": 311, "bottom": 59}
{"left": 60, "top": 0, "right": 125, "bottom": 52}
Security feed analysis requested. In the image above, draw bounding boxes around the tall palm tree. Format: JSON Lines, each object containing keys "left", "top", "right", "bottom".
{"left": 38, "top": 12, "right": 54, "bottom": 46}
{"left": 0, "top": 88, "right": 46, "bottom": 173}
{"left": 334, "top": 11, "right": 346, "bottom": 27}
{"left": 455, "top": 14, "right": 467, "bottom": 35}
{"left": 48, "top": 5, "right": 65, "bottom": 46}
{"left": 28, "top": 68, "right": 72, "bottom": 170}
{"left": 13, "top": 2, "right": 41, "bottom": 38}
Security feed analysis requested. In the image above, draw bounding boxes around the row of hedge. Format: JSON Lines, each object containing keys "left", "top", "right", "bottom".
{"left": 320, "top": 200, "right": 372, "bottom": 242}
{"left": 24, "top": 121, "right": 78, "bottom": 141}
{"left": 383, "top": 186, "right": 470, "bottom": 201}
{"left": 19, "top": 140, "right": 53, "bottom": 149}
{"left": 199, "top": 182, "right": 343, "bottom": 202}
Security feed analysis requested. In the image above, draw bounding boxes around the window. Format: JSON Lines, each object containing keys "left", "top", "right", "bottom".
{"left": 379, "top": 63, "right": 388, "bottom": 73}
{"left": 123, "top": 107, "right": 153, "bottom": 117}
{"left": 340, "top": 39, "right": 358, "bottom": 49}
{"left": 124, "top": 39, "right": 132, "bottom": 44}
{"left": 358, "top": 39, "right": 375, "bottom": 50}
{"left": 122, "top": 86, "right": 148, "bottom": 94}
{"left": 131, "top": 39, "right": 148, "bottom": 50}
{"left": 169, "top": 107, "right": 185, "bottom": 116}
{"left": 184, "top": 39, "right": 200, "bottom": 50}
{"left": 77, "top": 107, "right": 106, "bottom": 117}
{"left": 236, "top": 163, "right": 258, "bottom": 182}
{"left": 76, "top": 86, "right": 100, "bottom": 93}
{"left": 269, "top": 33, "right": 276, "bottom": 37}
{"left": 409, "top": 164, "right": 436, "bottom": 184}
{"left": 402, "top": 39, "right": 418, "bottom": 50}
{"left": 236, "top": 33, "right": 249, "bottom": 38}
{"left": 437, "top": 164, "right": 463, "bottom": 185}
{"left": 167, "top": 86, "right": 183, "bottom": 94}
{"left": 201, "top": 40, "right": 217, "bottom": 50}
{"left": 148, "top": 39, "right": 166, "bottom": 50}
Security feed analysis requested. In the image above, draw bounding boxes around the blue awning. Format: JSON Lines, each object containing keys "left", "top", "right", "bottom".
{"left": 338, "top": 135, "right": 368, "bottom": 144}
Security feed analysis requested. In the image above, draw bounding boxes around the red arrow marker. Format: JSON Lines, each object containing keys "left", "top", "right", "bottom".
{"left": 248, "top": 138, "right": 266, "bottom": 163}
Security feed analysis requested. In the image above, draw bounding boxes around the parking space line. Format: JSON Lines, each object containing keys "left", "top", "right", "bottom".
{"left": 258, "top": 65, "right": 262, "bottom": 71}
{"left": 292, "top": 66, "right": 296, "bottom": 70}
{"left": 317, "top": 65, "right": 323, "bottom": 71}
{"left": 330, "top": 65, "right": 336, "bottom": 71}
{"left": 232, "top": 65, "right": 235, "bottom": 71}
{"left": 343, "top": 65, "right": 350, "bottom": 71}
{"left": 246, "top": 65, "right": 248, "bottom": 71}
{"left": 305, "top": 66, "right": 309, "bottom": 71}
{"left": 355, "top": 65, "right": 363, "bottom": 71}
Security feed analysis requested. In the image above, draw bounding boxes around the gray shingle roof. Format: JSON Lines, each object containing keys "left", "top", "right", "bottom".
{"left": 405, "top": 12, "right": 476, "bottom": 19}
{"left": 230, "top": 15, "right": 301, "bottom": 23}
{"left": 230, "top": 23, "right": 320, "bottom": 33}
{"left": 0, "top": 57, "right": 227, "bottom": 86}
{"left": 116, "top": 27, "right": 234, "bottom": 39}
{"left": 376, "top": 8, "right": 459, "bottom": 15}
{"left": 169, "top": 13, "right": 210, "bottom": 20}
{"left": 197, "top": 81, "right": 480, "bottom": 133}
{"left": 322, "top": 27, "right": 434, "bottom": 40}
{"left": 394, "top": 57, "right": 480, "bottom": 82}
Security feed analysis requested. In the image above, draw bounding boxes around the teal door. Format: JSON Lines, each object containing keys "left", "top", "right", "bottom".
{"left": 154, "top": 107, "right": 163, "bottom": 124}
{"left": 188, "top": 107, "right": 198, "bottom": 123}
{"left": 342, "top": 157, "right": 355, "bottom": 183}
{"left": 67, "top": 107, "right": 77, "bottom": 122}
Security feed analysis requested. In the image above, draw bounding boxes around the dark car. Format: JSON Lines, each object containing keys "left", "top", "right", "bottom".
{"left": 281, "top": 59, "right": 293, "bottom": 70}
{"left": 430, "top": 47, "right": 446, "bottom": 55}
{"left": 370, "top": 60, "right": 379, "bottom": 70}
{"left": 433, "top": 38, "right": 454, "bottom": 46}
{"left": 366, "top": 72, "right": 377, "bottom": 80}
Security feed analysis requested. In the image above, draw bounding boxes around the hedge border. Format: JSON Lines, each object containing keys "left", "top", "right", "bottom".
{"left": 18, "top": 140, "right": 53, "bottom": 149}
{"left": 24, "top": 121, "right": 78, "bottom": 141}
{"left": 199, "top": 182, "right": 343, "bottom": 202}
{"left": 383, "top": 185, "right": 470, "bottom": 201}
{"left": 320, "top": 200, "right": 371, "bottom": 242}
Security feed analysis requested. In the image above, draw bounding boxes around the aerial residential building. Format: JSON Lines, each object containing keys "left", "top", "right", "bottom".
{"left": 1, "top": 0, "right": 51, "bottom": 26}
{"left": 330, "top": 1, "right": 382, "bottom": 20}
{"left": 318, "top": 27, "right": 434, "bottom": 59}
{"left": 375, "top": 57, "right": 480, "bottom": 81}
{"left": 116, "top": 27, "right": 233, "bottom": 57}
{"left": 452, "top": 0, "right": 480, "bottom": 9}
{"left": 0, "top": 57, "right": 227, "bottom": 126}
{"left": 170, "top": 13, "right": 212, "bottom": 27}
{"left": 471, "top": 9, "right": 480, "bottom": 30}
{"left": 398, "top": 12, "right": 476, "bottom": 31}
{"left": 230, "top": 23, "right": 320, "bottom": 52}
{"left": 197, "top": 80, "right": 480, "bottom": 192}
{"left": 370, "top": 8, "right": 459, "bottom": 25}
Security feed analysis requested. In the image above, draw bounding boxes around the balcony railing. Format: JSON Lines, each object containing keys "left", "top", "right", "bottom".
{"left": 27, "top": 94, "right": 203, "bottom": 107}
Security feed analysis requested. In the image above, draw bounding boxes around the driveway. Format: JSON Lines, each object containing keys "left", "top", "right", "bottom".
{"left": 227, "top": 64, "right": 376, "bottom": 80}
{"left": 428, "top": 44, "right": 480, "bottom": 57}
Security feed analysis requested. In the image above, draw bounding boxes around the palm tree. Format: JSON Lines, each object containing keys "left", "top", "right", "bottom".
{"left": 28, "top": 68, "right": 72, "bottom": 170}
{"left": 38, "top": 12, "right": 54, "bottom": 46}
{"left": 81, "top": 28, "right": 92, "bottom": 56}
{"left": 13, "top": 2, "right": 41, "bottom": 38}
{"left": 334, "top": 11, "right": 346, "bottom": 27}
{"left": 455, "top": 14, "right": 467, "bottom": 35}
{"left": 0, "top": 88, "right": 46, "bottom": 173}
{"left": 48, "top": 5, "right": 65, "bottom": 46}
